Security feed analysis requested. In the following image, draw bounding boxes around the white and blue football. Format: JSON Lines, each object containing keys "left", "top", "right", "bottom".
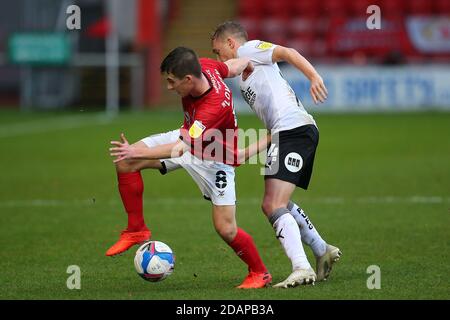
{"left": 134, "top": 241, "right": 175, "bottom": 282}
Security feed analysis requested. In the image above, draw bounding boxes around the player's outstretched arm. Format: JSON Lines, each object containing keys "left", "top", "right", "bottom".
{"left": 238, "top": 134, "right": 271, "bottom": 164}
{"left": 224, "top": 57, "right": 254, "bottom": 78}
{"left": 272, "top": 46, "right": 328, "bottom": 105}
{"left": 110, "top": 133, "right": 188, "bottom": 163}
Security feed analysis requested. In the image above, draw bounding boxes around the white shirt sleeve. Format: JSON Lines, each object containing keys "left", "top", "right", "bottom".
{"left": 237, "top": 40, "right": 278, "bottom": 66}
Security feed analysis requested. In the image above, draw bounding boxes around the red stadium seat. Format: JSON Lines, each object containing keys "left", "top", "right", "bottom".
{"left": 407, "top": 0, "right": 433, "bottom": 15}
{"left": 261, "top": 17, "right": 288, "bottom": 41}
{"left": 264, "top": 0, "right": 290, "bottom": 19}
{"left": 239, "top": 17, "right": 262, "bottom": 40}
{"left": 311, "top": 38, "right": 329, "bottom": 58}
{"left": 434, "top": 0, "right": 450, "bottom": 14}
{"left": 286, "top": 35, "right": 314, "bottom": 57}
{"left": 288, "top": 17, "right": 316, "bottom": 37}
{"left": 291, "top": 1, "right": 321, "bottom": 19}
{"left": 264, "top": 33, "right": 288, "bottom": 47}
{"left": 322, "top": 0, "right": 348, "bottom": 18}
{"left": 290, "top": 17, "right": 333, "bottom": 38}
{"left": 380, "top": 0, "right": 405, "bottom": 19}
{"left": 326, "top": 16, "right": 355, "bottom": 57}
{"left": 238, "top": 0, "right": 264, "bottom": 19}
{"left": 316, "top": 17, "right": 332, "bottom": 36}
{"left": 348, "top": 0, "right": 375, "bottom": 17}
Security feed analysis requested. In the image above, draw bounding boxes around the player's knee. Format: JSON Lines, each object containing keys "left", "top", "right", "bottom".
{"left": 261, "top": 199, "right": 275, "bottom": 217}
{"left": 215, "top": 224, "right": 237, "bottom": 243}
{"left": 115, "top": 160, "right": 137, "bottom": 173}
{"left": 115, "top": 161, "right": 130, "bottom": 173}
{"left": 261, "top": 198, "right": 288, "bottom": 217}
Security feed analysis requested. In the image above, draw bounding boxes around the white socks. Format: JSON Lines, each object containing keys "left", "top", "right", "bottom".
{"left": 287, "top": 201, "right": 327, "bottom": 258}
{"left": 270, "top": 208, "right": 311, "bottom": 270}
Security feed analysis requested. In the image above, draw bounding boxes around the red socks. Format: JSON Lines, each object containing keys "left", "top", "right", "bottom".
{"left": 117, "top": 171, "right": 147, "bottom": 232}
{"left": 229, "top": 228, "right": 267, "bottom": 273}
{"left": 117, "top": 172, "right": 266, "bottom": 275}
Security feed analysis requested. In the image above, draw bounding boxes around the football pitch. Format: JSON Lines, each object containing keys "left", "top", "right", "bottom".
{"left": 0, "top": 109, "right": 449, "bottom": 300}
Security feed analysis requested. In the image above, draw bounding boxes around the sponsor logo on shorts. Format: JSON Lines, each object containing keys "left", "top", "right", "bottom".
{"left": 284, "top": 152, "right": 303, "bottom": 173}
{"left": 215, "top": 170, "right": 227, "bottom": 189}
{"left": 265, "top": 144, "right": 278, "bottom": 170}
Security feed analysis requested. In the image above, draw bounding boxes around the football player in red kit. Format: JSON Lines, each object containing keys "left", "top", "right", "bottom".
{"left": 107, "top": 47, "right": 272, "bottom": 289}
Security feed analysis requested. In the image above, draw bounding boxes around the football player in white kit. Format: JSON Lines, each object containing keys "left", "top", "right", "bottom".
{"left": 211, "top": 21, "right": 342, "bottom": 288}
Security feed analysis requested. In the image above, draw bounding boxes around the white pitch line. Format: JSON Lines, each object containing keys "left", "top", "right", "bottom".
{"left": 0, "top": 196, "right": 448, "bottom": 208}
{"left": 0, "top": 114, "right": 113, "bottom": 138}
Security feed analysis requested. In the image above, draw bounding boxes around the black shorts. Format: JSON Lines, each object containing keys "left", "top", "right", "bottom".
{"left": 264, "top": 125, "right": 319, "bottom": 190}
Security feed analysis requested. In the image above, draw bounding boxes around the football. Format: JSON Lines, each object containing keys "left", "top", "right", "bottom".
{"left": 134, "top": 241, "right": 175, "bottom": 282}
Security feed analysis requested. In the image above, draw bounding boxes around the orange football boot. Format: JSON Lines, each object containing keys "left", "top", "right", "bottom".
{"left": 236, "top": 271, "right": 272, "bottom": 289}
{"left": 105, "top": 229, "right": 151, "bottom": 256}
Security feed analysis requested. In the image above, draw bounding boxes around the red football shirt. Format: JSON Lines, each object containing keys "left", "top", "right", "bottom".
{"left": 179, "top": 58, "right": 239, "bottom": 166}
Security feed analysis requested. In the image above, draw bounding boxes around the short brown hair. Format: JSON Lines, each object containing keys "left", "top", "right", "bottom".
{"left": 211, "top": 21, "right": 248, "bottom": 41}
{"left": 160, "top": 47, "right": 202, "bottom": 79}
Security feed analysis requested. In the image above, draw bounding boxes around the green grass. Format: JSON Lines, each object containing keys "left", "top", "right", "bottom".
{"left": 0, "top": 110, "right": 449, "bottom": 299}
